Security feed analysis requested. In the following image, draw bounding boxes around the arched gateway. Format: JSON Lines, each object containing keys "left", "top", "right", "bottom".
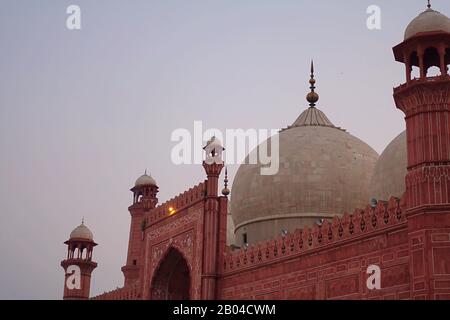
{"left": 150, "top": 248, "right": 191, "bottom": 300}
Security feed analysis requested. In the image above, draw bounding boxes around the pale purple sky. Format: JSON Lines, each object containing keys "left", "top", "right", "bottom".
{"left": 1, "top": 0, "right": 448, "bottom": 299}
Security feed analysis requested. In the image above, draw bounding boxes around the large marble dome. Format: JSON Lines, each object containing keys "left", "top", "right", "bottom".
{"left": 230, "top": 68, "right": 379, "bottom": 246}
{"left": 369, "top": 131, "right": 407, "bottom": 201}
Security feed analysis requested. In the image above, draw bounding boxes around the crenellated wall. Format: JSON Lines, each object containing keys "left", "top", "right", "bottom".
{"left": 223, "top": 196, "right": 406, "bottom": 273}
{"left": 145, "top": 182, "right": 206, "bottom": 227}
{"left": 92, "top": 284, "right": 141, "bottom": 300}
{"left": 219, "top": 196, "right": 413, "bottom": 300}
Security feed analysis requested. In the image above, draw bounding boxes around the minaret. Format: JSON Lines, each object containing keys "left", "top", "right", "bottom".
{"left": 202, "top": 136, "right": 225, "bottom": 299}
{"left": 122, "top": 171, "right": 158, "bottom": 287}
{"left": 61, "top": 220, "right": 97, "bottom": 300}
{"left": 393, "top": 3, "right": 450, "bottom": 299}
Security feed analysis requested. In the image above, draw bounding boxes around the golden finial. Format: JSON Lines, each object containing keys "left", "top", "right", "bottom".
{"left": 222, "top": 167, "right": 230, "bottom": 196}
{"left": 306, "top": 60, "right": 319, "bottom": 108}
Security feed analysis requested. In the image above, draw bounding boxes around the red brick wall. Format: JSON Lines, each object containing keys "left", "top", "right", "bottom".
{"left": 219, "top": 229, "right": 410, "bottom": 300}
{"left": 219, "top": 197, "right": 413, "bottom": 300}
{"left": 91, "top": 188, "right": 450, "bottom": 300}
{"left": 92, "top": 284, "right": 141, "bottom": 300}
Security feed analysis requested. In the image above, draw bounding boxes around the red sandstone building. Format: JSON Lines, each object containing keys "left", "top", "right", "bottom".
{"left": 61, "top": 4, "right": 450, "bottom": 300}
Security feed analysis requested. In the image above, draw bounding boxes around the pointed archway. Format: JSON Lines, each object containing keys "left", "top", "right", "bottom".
{"left": 150, "top": 247, "right": 191, "bottom": 300}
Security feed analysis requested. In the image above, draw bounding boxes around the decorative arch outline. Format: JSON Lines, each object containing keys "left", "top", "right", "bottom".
{"left": 149, "top": 245, "right": 192, "bottom": 300}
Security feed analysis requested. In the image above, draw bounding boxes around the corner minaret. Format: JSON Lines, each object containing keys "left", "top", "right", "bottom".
{"left": 393, "top": 3, "right": 450, "bottom": 299}
{"left": 122, "top": 171, "right": 159, "bottom": 287}
{"left": 203, "top": 137, "right": 225, "bottom": 197}
{"left": 202, "top": 137, "right": 225, "bottom": 299}
{"left": 393, "top": 4, "right": 450, "bottom": 208}
{"left": 61, "top": 220, "right": 97, "bottom": 300}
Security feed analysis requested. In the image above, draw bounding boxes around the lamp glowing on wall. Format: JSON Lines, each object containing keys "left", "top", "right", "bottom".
{"left": 168, "top": 207, "right": 176, "bottom": 215}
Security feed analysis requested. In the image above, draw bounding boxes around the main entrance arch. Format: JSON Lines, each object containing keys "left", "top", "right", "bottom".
{"left": 150, "top": 247, "right": 191, "bottom": 300}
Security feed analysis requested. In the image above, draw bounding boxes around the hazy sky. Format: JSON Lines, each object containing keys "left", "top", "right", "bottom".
{"left": 1, "top": 0, "right": 449, "bottom": 299}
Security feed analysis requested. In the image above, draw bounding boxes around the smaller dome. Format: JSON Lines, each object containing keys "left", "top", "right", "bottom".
{"left": 405, "top": 8, "right": 450, "bottom": 40}
{"left": 135, "top": 173, "right": 157, "bottom": 187}
{"left": 70, "top": 222, "right": 94, "bottom": 241}
{"left": 369, "top": 131, "right": 407, "bottom": 201}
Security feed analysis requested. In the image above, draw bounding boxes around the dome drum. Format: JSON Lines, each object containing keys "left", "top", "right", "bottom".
{"left": 234, "top": 212, "right": 338, "bottom": 246}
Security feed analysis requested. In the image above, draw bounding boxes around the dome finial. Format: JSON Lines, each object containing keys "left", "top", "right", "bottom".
{"left": 82, "top": 217, "right": 84, "bottom": 225}
{"left": 427, "top": 0, "right": 431, "bottom": 9}
{"left": 306, "top": 60, "right": 319, "bottom": 108}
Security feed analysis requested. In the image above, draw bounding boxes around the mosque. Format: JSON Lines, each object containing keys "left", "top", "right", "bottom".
{"left": 61, "top": 3, "right": 450, "bottom": 300}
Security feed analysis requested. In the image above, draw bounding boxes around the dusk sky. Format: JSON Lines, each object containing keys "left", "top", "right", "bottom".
{"left": 1, "top": 0, "right": 449, "bottom": 299}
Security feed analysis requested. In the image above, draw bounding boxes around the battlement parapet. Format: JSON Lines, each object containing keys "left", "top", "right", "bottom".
{"left": 145, "top": 182, "right": 206, "bottom": 226}
{"left": 223, "top": 196, "right": 407, "bottom": 273}
{"left": 91, "top": 284, "right": 141, "bottom": 300}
